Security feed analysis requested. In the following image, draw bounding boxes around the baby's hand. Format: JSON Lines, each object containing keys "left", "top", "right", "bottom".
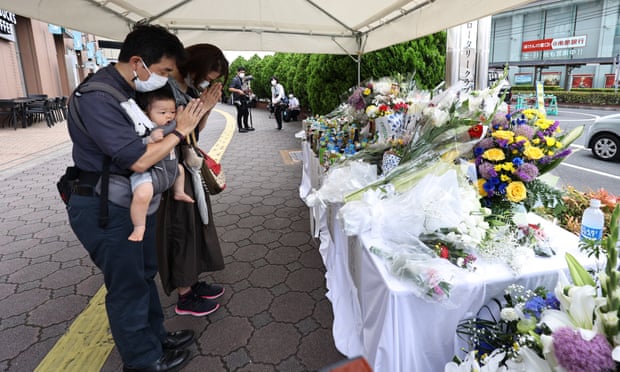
{"left": 150, "top": 128, "right": 165, "bottom": 142}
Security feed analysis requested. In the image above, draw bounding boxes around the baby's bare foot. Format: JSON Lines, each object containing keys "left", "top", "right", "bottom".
{"left": 174, "top": 193, "right": 195, "bottom": 203}
{"left": 128, "top": 226, "right": 146, "bottom": 241}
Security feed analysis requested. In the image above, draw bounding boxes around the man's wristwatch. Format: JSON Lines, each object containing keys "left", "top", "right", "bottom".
{"left": 171, "top": 130, "right": 185, "bottom": 142}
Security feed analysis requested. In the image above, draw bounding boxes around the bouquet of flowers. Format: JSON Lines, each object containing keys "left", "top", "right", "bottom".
{"left": 473, "top": 109, "right": 583, "bottom": 216}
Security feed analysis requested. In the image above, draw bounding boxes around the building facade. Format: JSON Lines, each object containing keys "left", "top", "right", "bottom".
{"left": 0, "top": 10, "right": 112, "bottom": 100}
{"left": 490, "top": 0, "right": 620, "bottom": 89}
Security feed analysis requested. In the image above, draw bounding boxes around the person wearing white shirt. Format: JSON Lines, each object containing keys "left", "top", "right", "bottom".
{"left": 270, "top": 76, "right": 286, "bottom": 130}
{"left": 286, "top": 93, "right": 300, "bottom": 121}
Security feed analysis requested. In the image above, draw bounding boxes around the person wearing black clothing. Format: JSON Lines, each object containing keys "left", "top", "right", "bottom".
{"left": 66, "top": 25, "right": 208, "bottom": 372}
{"left": 228, "top": 66, "right": 254, "bottom": 132}
{"left": 158, "top": 43, "right": 228, "bottom": 318}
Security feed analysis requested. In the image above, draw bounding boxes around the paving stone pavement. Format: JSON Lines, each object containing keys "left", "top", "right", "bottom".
{"left": 0, "top": 103, "right": 345, "bottom": 371}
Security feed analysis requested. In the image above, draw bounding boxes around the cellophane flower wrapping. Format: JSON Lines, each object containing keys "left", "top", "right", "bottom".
{"left": 303, "top": 161, "right": 377, "bottom": 208}
{"left": 339, "top": 161, "right": 488, "bottom": 247}
{"left": 369, "top": 239, "right": 462, "bottom": 307}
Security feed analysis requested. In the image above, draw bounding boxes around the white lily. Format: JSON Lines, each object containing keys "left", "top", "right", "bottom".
{"left": 504, "top": 346, "right": 553, "bottom": 372}
{"left": 613, "top": 346, "right": 620, "bottom": 362}
{"left": 540, "top": 334, "right": 563, "bottom": 371}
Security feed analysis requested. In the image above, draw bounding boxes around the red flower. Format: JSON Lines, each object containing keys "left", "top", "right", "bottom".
{"left": 468, "top": 124, "right": 483, "bottom": 139}
{"left": 440, "top": 245, "right": 450, "bottom": 259}
{"left": 378, "top": 104, "right": 389, "bottom": 112}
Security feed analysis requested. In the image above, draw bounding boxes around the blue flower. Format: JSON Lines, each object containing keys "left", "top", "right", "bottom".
{"left": 512, "top": 157, "right": 524, "bottom": 167}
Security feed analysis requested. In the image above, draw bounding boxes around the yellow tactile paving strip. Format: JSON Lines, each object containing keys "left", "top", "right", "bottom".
{"left": 34, "top": 287, "right": 113, "bottom": 371}
{"left": 34, "top": 108, "right": 235, "bottom": 371}
{"left": 207, "top": 109, "right": 235, "bottom": 163}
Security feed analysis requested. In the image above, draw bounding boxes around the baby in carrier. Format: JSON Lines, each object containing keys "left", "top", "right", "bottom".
{"left": 128, "top": 86, "right": 194, "bottom": 241}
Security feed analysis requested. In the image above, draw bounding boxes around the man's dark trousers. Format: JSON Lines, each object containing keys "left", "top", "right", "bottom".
{"left": 68, "top": 194, "right": 166, "bottom": 368}
{"left": 236, "top": 101, "right": 249, "bottom": 130}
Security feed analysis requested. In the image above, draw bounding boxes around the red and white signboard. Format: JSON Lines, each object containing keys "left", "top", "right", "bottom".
{"left": 522, "top": 35, "right": 587, "bottom": 52}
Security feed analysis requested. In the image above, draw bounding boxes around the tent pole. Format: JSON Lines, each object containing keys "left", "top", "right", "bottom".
{"left": 331, "top": 35, "right": 365, "bottom": 86}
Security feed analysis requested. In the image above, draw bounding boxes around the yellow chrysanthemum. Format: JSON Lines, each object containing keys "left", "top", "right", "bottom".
{"left": 532, "top": 138, "right": 541, "bottom": 145}
{"left": 482, "top": 148, "right": 505, "bottom": 161}
{"left": 535, "top": 118, "right": 552, "bottom": 130}
{"left": 506, "top": 181, "right": 527, "bottom": 202}
{"left": 522, "top": 108, "right": 545, "bottom": 121}
{"left": 555, "top": 142, "right": 563, "bottom": 148}
{"left": 547, "top": 150, "right": 554, "bottom": 156}
{"left": 477, "top": 179, "right": 487, "bottom": 197}
{"left": 515, "top": 135, "right": 530, "bottom": 145}
{"left": 500, "top": 174, "right": 512, "bottom": 182}
{"left": 545, "top": 137, "right": 556, "bottom": 147}
{"left": 494, "top": 162, "right": 515, "bottom": 172}
{"left": 492, "top": 130, "right": 515, "bottom": 142}
{"left": 363, "top": 88, "right": 371, "bottom": 96}
{"left": 523, "top": 146, "right": 544, "bottom": 160}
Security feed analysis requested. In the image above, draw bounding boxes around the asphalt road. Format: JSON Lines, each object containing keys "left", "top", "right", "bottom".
{"left": 544, "top": 107, "right": 620, "bottom": 195}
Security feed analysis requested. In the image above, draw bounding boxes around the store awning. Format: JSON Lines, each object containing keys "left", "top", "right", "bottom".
{"left": 1, "top": 0, "right": 535, "bottom": 55}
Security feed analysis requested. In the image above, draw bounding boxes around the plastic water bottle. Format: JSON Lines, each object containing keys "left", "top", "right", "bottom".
{"left": 580, "top": 198, "right": 604, "bottom": 244}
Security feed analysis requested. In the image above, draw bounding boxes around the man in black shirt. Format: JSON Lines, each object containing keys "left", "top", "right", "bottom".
{"left": 228, "top": 66, "right": 254, "bottom": 132}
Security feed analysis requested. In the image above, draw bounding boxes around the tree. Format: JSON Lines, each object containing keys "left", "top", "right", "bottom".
{"left": 226, "top": 32, "right": 447, "bottom": 115}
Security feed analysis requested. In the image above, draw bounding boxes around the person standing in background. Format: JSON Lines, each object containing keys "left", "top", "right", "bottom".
{"left": 228, "top": 66, "right": 254, "bottom": 133}
{"left": 158, "top": 43, "right": 228, "bottom": 317}
{"left": 270, "top": 76, "right": 286, "bottom": 130}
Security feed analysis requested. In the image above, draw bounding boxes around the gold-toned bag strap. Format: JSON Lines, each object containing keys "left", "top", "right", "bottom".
{"left": 187, "top": 131, "right": 197, "bottom": 146}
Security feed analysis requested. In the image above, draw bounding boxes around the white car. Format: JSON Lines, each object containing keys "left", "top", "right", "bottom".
{"left": 585, "top": 113, "right": 620, "bottom": 161}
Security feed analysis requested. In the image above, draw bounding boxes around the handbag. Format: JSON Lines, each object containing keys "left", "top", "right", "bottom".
{"left": 185, "top": 132, "right": 226, "bottom": 195}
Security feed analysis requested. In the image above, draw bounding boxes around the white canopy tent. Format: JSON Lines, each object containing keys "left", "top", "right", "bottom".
{"left": 3, "top": 0, "right": 535, "bottom": 55}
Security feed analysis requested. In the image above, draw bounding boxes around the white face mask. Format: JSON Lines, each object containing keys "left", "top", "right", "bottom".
{"left": 198, "top": 80, "right": 210, "bottom": 91}
{"left": 134, "top": 59, "right": 168, "bottom": 92}
{"left": 239, "top": 73, "right": 245, "bottom": 79}
{"left": 271, "top": 80, "right": 277, "bottom": 86}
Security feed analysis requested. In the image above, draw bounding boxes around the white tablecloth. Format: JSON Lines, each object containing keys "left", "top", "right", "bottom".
{"left": 299, "top": 142, "right": 598, "bottom": 372}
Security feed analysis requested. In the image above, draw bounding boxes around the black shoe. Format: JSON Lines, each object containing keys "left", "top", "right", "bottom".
{"left": 246, "top": 127, "right": 255, "bottom": 131}
{"left": 191, "top": 281, "right": 224, "bottom": 299}
{"left": 123, "top": 349, "right": 189, "bottom": 372}
{"left": 162, "top": 329, "right": 194, "bottom": 350}
{"left": 175, "top": 292, "right": 219, "bottom": 317}
{"left": 238, "top": 128, "right": 248, "bottom": 133}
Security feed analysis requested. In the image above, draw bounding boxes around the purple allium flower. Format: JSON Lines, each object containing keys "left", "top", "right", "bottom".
{"left": 478, "top": 162, "right": 497, "bottom": 179}
{"left": 515, "top": 163, "right": 539, "bottom": 182}
{"left": 513, "top": 124, "right": 535, "bottom": 139}
{"left": 492, "top": 113, "right": 510, "bottom": 129}
{"left": 477, "top": 137, "right": 495, "bottom": 150}
{"left": 552, "top": 327, "right": 615, "bottom": 372}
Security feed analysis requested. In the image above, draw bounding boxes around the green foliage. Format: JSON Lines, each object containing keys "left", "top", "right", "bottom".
{"left": 225, "top": 32, "right": 447, "bottom": 114}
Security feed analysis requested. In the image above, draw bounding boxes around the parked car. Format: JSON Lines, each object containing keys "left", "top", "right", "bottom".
{"left": 585, "top": 113, "right": 620, "bottom": 161}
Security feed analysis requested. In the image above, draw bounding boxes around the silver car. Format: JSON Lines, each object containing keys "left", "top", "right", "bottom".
{"left": 585, "top": 113, "right": 620, "bottom": 161}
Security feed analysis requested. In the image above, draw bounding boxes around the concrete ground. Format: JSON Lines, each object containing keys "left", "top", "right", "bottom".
{"left": 0, "top": 103, "right": 345, "bottom": 371}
